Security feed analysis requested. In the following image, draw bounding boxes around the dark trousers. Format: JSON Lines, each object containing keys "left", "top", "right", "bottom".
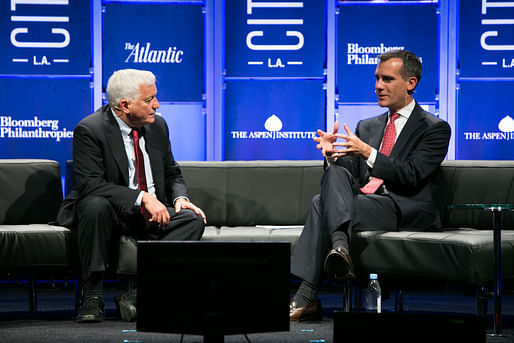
{"left": 75, "top": 195, "right": 205, "bottom": 273}
{"left": 291, "top": 164, "right": 398, "bottom": 285}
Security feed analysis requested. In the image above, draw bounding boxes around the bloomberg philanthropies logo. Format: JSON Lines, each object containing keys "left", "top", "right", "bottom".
{"left": 347, "top": 43, "right": 406, "bottom": 65}
{"left": 230, "top": 114, "right": 317, "bottom": 140}
{"left": 0, "top": 115, "right": 73, "bottom": 142}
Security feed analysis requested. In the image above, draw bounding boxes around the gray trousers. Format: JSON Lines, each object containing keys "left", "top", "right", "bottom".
{"left": 291, "top": 164, "right": 398, "bottom": 285}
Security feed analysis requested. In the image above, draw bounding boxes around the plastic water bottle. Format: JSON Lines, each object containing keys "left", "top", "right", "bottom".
{"left": 363, "top": 273, "right": 382, "bottom": 313}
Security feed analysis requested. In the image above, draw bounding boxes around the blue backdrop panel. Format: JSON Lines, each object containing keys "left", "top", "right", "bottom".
{"left": 337, "top": 104, "right": 388, "bottom": 135}
{"left": 457, "top": 81, "right": 514, "bottom": 160}
{"left": 102, "top": 3, "right": 204, "bottom": 102}
{"left": 157, "top": 103, "right": 205, "bottom": 161}
{"left": 1, "top": 0, "right": 91, "bottom": 76}
{"left": 224, "top": 80, "right": 324, "bottom": 160}
{"left": 225, "top": 0, "right": 325, "bottom": 77}
{"left": 0, "top": 78, "right": 91, "bottom": 170}
{"left": 459, "top": 0, "right": 514, "bottom": 78}
{"left": 337, "top": 4, "right": 438, "bottom": 102}
{"left": 338, "top": 103, "right": 437, "bottom": 140}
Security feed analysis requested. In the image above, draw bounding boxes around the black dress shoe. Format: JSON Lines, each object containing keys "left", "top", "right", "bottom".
{"left": 114, "top": 290, "right": 137, "bottom": 322}
{"left": 76, "top": 296, "right": 104, "bottom": 323}
{"left": 324, "top": 247, "right": 355, "bottom": 280}
{"left": 289, "top": 299, "right": 322, "bottom": 322}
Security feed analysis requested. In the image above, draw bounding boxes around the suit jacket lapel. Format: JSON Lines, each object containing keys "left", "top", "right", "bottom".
{"left": 359, "top": 113, "right": 387, "bottom": 184}
{"left": 390, "top": 103, "right": 424, "bottom": 158}
{"left": 369, "top": 113, "right": 388, "bottom": 150}
{"left": 103, "top": 107, "right": 130, "bottom": 185}
{"left": 143, "top": 125, "right": 164, "bottom": 199}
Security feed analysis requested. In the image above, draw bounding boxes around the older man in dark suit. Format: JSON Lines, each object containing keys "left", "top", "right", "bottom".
{"left": 72, "top": 69, "right": 206, "bottom": 323}
{"left": 290, "top": 50, "right": 451, "bottom": 321}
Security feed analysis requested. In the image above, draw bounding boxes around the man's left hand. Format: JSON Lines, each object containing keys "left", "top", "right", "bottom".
{"left": 174, "top": 198, "right": 207, "bottom": 224}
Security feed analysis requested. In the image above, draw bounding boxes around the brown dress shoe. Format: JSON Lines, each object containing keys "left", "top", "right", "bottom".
{"left": 289, "top": 299, "right": 322, "bottom": 322}
{"left": 324, "top": 247, "right": 355, "bottom": 280}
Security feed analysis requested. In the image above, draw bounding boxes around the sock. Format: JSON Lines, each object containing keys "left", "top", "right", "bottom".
{"left": 331, "top": 230, "right": 349, "bottom": 253}
{"left": 84, "top": 271, "right": 104, "bottom": 298}
{"left": 126, "top": 277, "right": 137, "bottom": 296}
{"left": 293, "top": 280, "right": 319, "bottom": 308}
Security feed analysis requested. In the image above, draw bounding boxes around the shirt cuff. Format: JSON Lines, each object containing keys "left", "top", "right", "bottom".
{"left": 367, "top": 148, "right": 378, "bottom": 168}
{"left": 173, "top": 196, "right": 189, "bottom": 205}
{"left": 326, "top": 155, "right": 338, "bottom": 165}
{"left": 135, "top": 191, "right": 144, "bottom": 208}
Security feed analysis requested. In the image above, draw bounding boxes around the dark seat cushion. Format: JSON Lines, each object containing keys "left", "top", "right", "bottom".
{"left": 117, "top": 225, "right": 304, "bottom": 275}
{"left": 352, "top": 229, "right": 514, "bottom": 287}
{"left": 179, "top": 161, "right": 323, "bottom": 227}
{"left": 0, "top": 224, "right": 77, "bottom": 271}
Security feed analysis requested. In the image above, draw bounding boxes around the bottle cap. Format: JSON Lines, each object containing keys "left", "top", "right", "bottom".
{"left": 369, "top": 273, "right": 378, "bottom": 280}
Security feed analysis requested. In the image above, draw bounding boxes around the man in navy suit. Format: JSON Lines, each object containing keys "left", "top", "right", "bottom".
{"left": 72, "top": 69, "right": 206, "bottom": 323}
{"left": 290, "top": 50, "right": 451, "bottom": 321}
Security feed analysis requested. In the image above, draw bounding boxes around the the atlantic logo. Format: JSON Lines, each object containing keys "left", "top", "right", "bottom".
{"left": 230, "top": 114, "right": 316, "bottom": 140}
{"left": 347, "top": 43, "right": 406, "bottom": 65}
{"left": 124, "top": 42, "right": 184, "bottom": 64}
{"left": 0, "top": 116, "right": 73, "bottom": 142}
{"left": 463, "top": 115, "right": 514, "bottom": 141}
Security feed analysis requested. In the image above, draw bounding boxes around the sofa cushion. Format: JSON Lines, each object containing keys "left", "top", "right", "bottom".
{"left": 201, "top": 225, "right": 302, "bottom": 252}
{"left": 118, "top": 225, "right": 304, "bottom": 275}
{"left": 352, "top": 229, "right": 514, "bottom": 286}
{"left": 180, "top": 161, "right": 323, "bottom": 227}
{"left": 0, "top": 224, "right": 76, "bottom": 271}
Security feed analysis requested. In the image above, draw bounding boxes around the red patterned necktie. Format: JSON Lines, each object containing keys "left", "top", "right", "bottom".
{"left": 131, "top": 128, "right": 148, "bottom": 192}
{"left": 360, "top": 113, "right": 400, "bottom": 194}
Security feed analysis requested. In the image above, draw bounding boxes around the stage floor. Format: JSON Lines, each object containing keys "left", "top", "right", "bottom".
{"left": 1, "top": 280, "right": 514, "bottom": 342}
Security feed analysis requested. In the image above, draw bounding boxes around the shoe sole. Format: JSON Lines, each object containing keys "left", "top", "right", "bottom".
{"left": 324, "top": 250, "right": 355, "bottom": 280}
{"left": 76, "top": 296, "right": 104, "bottom": 323}
{"left": 324, "top": 250, "right": 349, "bottom": 274}
{"left": 76, "top": 314, "right": 104, "bottom": 323}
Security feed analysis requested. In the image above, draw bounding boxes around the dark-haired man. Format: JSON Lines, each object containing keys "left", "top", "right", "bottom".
{"left": 290, "top": 50, "right": 451, "bottom": 321}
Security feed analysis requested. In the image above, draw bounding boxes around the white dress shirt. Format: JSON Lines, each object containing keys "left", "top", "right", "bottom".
{"left": 366, "top": 99, "right": 415, "bottom": 168}
{"left": 113, "top": 110, "right": 156, "bottom": 207}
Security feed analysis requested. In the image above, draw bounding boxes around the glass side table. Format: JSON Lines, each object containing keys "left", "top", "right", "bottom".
{"left": 449, "top": 204, "right": 514, "bottom": 337}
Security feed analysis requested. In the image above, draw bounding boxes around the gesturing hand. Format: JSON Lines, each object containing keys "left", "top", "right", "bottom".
{"left": 332, "top": 123, "right": 372, "bottom": 159}
{"left": 314, "top": 121, "right": 340, "bottom": 157}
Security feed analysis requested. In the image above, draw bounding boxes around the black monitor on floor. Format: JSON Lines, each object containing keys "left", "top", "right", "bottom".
{"left": 136, "top": 241, "right": 290, "bottom": 342}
